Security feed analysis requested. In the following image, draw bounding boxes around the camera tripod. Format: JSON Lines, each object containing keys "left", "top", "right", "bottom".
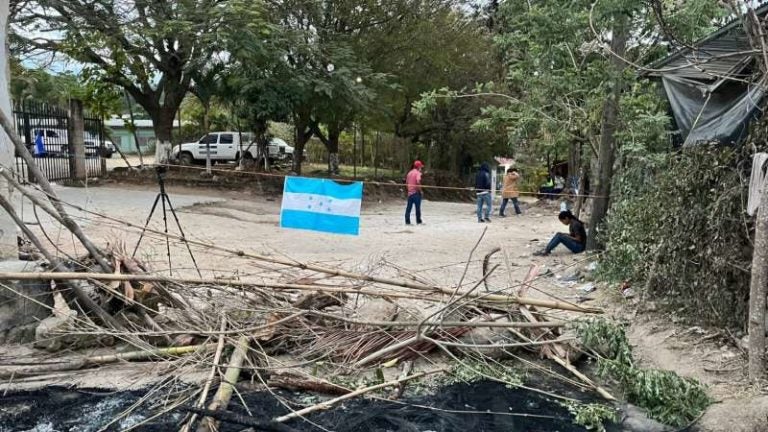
{"left": 132, "top": 167, "right": 202, "bottom": 277}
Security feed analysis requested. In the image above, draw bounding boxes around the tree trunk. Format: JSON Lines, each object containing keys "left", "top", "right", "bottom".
{"left": 309, "top": 120, "right": 341, "bottom": 175}
{"left": 251, "top": 119, "right": 268, "bottom": 172}
{"left": 326, "top": 124, "right": 341, "bottom": 175}
{"left": 586, "top": 23, "right": 628, "bottom": 251}
{"left": 292, "top": 115, "right": 313, "bottom": 175}
{"left": 151, "top": 107, "right": 177, "bottom": 165}
{"left": 749, "top": 183, "right": 768, "bottom": 381}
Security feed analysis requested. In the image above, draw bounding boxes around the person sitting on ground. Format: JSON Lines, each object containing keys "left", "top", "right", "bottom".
{"left": 405, "top": 160, "right": 424, "bottom": 225}
{"left": 500, "top": 168, "right": 522, "bottom": 217}
{"left": 475, "top": 162, "right": 492, "bottom": 223}
{"left": 534, "top": 210, "right": 587, "bottom": 256}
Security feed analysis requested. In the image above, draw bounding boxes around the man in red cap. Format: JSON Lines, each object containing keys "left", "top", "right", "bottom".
{"left": 405, "top": 160, "right": 424, "bottom": 225}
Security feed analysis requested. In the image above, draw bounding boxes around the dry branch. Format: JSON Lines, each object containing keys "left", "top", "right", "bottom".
{"left": 0, "top": 344, "right": 216, "bottom": 379}
{"left": 182, "top": 406, "right": 298, "bottom": 432}
{"left": 0, "top": 271, "right": 601, "bottom": 313}
{"left": 267, "top": 370, "right": 350, "bottom": 396}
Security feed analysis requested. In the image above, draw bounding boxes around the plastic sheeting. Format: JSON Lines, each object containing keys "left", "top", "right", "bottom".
{"left": 662, "top": 75, "right": 764, "bottom": 147}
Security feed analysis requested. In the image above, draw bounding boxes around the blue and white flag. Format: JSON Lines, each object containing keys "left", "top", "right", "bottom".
{"left": 280, "top": 177, "right": 363, "bottom": 236}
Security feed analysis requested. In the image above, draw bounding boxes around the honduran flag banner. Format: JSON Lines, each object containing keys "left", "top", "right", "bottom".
{"left": 280, "top": 177, "right": 363, "bottom": 236}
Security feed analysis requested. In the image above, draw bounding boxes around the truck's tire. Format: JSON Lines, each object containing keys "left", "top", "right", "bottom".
{"left": 179, "top": 152, "right": 195, "bottom": 166}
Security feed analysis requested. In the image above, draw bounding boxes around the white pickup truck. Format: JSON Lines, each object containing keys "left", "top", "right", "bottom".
{"left": 170, "top": 132, "right": 295, "bottom": 165}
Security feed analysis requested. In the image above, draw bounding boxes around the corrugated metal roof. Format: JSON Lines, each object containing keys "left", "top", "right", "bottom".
{"left": 645, "top": 4, "right": 768, "bottom": 80}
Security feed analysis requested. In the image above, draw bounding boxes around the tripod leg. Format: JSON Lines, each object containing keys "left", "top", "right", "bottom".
{"left": 160, "top": 193, "right": 173, "bottom": 275}
{"left": 132, "top": 193, "right": 163, "bottom": 258}
{"left": 164, "top": 194, "right": 203, "bottom": 278}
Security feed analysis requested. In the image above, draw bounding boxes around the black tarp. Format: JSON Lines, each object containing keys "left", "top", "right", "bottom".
{"left": 661, "top": 74, "right": 764, "bottom": 147}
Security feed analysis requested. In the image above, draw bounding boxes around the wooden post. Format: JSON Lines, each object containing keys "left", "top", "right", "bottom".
{"left": 749, "top": 182, "right": 768, "bottom": 381}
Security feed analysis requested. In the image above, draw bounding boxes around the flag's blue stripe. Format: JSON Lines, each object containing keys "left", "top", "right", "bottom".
{"left": 280, "top": 209, "right": 360, "bottom": 236}
{"left": 284, "top": 176, "right": 363, "bottom": 200}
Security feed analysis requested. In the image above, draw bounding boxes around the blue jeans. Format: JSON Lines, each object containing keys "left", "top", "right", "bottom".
{"left": 500, "top": 198, "right": 521, "bottom": 216}
{"left": 405, "top": 193, "right": 422, "bottom": 224}
{"left": 546, "top": 233, "right": 585, "bottom": 254}
{"left": 476, "top": 193, "right": 491, "bottom": 220}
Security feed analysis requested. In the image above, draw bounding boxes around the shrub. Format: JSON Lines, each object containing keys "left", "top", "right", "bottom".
{"left": 599, "top": 145, "right": 754, "bottom": 329}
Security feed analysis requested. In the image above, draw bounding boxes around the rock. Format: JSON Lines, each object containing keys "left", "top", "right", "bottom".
{"left": 456, "top": 324, "right": 512, "bottom": 360}
{"left": 34, "top": 308, "right": 77, "bottom": 352}
{"left": 620, "top": 404, "right": 673, "bottom": 432}
{"left": 0, "top": 261, "right": 53, "bottom": 344}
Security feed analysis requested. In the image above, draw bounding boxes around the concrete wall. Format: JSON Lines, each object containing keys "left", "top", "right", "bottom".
{"left": 0, "top": 1, "right": 17, "bottom": 258}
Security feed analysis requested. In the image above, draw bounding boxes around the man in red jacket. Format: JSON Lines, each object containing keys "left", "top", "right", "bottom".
{"left": 405, "top": 160, "right": 424, "bottom": 225}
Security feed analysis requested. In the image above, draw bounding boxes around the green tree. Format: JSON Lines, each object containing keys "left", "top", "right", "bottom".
{"left": 442, "top": 0, "right": 724, "bottom": 235}
{"left": 10, "top": 60, "right": 121, "bottom": 117}
{"left": 11, "top": 0, "right": 265, "bottom": 163}
{"left": 262, "top": 0, "right": 402, "bottom": 174}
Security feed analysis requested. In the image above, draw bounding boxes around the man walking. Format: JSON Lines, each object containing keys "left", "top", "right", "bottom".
{"left": 405, "top": 160, "right": 424, "bottom": 225}
{"left": 500, "top": 168, "right": 522, "bottom": 217}
{"left": 475, "top": 162, "right": 492, "bottom": 223}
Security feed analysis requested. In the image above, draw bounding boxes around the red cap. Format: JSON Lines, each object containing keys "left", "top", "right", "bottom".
{"left": 413, "top": 160, "right": 424, "bottom": 169}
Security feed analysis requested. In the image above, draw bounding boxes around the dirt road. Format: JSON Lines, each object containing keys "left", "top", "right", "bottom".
{"left": 27, "top": 184, "right": 570, "bottom": 287}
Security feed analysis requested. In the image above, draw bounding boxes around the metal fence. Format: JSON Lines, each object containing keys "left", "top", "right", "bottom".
{"left": 12, "top": 100, "right": 106, "bottom": 184}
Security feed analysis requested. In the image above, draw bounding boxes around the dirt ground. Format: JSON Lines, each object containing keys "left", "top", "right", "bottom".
{"left": 3, "top": 182, "right": 767, "bottom": 431}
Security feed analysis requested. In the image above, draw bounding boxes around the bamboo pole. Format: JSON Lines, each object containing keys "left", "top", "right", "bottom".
{"left": 181, "top": 316, "right": 227, "bottom": 432}
{"left": 0, "top": 344, "right": 216, "bottom": 379}
{"left": 0, "top": 110, "right": 112, "bottom": 272}
{"left": 0, "top": 271, "right": 601, "bottom": 313}
{"left": 274, "top": 369, "right": 445, "bottom": 423}
{"left": 197, "top": 335, "right": 250, "bottom": 432}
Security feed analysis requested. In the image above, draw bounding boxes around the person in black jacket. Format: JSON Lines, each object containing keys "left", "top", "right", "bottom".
{"left": 475, "top": 162, "right": 492, "bottom": 223}
{"left": 534, "top": 210, "right": 587, "bottom": 256}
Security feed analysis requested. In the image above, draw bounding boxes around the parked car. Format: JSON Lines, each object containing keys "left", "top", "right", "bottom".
{"left": 170, "top": 132, "right": 295, "bottom": 165}
{"left": 82, "top": 138, "right": 115, "bottom": 158}
{"left": 100, "top": 140, "right": 116, "bottom": 158}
